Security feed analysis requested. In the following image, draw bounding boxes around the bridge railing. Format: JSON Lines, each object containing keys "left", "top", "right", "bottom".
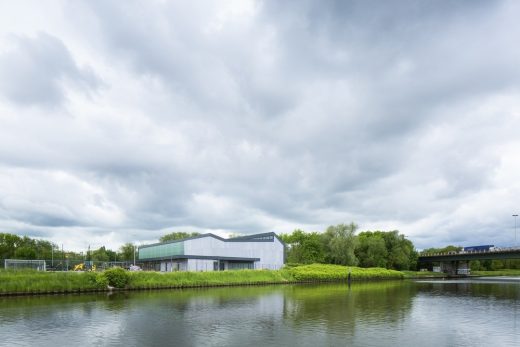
{"left": 420, "top": 246, "right": 520, "bottom": 257}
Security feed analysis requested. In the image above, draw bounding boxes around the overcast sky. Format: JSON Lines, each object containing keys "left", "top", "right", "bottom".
{"left": 1, "top": 0, "right": 520, "bottom": 251}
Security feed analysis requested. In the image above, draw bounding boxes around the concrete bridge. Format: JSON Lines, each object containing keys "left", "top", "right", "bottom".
{"left": 418, "top": 247, "right": 520, "bottom": 275}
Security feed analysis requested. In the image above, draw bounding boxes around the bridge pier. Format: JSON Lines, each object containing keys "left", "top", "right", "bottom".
{"left": 439, "top": 260, "right": 470, "bottom": 276}
{"left": 440, "top": 261, "right": 456, "bottom": 275}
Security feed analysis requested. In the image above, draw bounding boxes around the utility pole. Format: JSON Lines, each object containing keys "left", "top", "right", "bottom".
{"left": 133, "top": 244, "right": 136, "bottom": 266}
{"left": 514, "top": 214, "right": 518, "bottom": 248}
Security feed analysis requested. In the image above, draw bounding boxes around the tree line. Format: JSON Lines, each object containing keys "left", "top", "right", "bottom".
{"left": 0, "top": 230, "right": 204, "bottom": 265}
{"left": 280, "top": 223, "right": 418, "bottom": 271}
{"left": 0, "top": 232, "right": 136, "bottom": 264}
{"left": 2, "top": 226, "right": 417, "bottom": 271}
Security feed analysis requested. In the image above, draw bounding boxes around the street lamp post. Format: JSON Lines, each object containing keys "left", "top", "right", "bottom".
{"left": 514, "top": 214, "right": 518, "bottom": 248}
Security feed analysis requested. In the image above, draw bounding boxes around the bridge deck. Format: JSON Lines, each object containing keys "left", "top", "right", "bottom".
{"left": 419, "top": 248, "right": 520, "bottom": 262}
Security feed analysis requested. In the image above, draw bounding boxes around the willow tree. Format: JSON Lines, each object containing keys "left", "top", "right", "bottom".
{"left": 322, "top": 223, "right": 358, "bottom": 266}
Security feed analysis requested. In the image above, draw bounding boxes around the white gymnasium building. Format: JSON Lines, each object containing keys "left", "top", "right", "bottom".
{"left": 138, "top": 232, "right": 285, "bottom": 272}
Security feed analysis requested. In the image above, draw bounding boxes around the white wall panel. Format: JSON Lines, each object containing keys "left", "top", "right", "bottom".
{"left": 183, "top": 236, "right": 284, "bottom": 269}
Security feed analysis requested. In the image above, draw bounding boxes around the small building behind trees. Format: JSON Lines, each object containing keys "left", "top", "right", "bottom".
{"left": 138, "top": 232, "right": 284, "bottom": 272}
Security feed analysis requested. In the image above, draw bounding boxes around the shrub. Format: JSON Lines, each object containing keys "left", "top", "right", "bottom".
{"left": 289, "top": 264, "right": 404, "bottom": 281}
{"left": 95, "top": 273, "right": 109, "bottom": 288}
{"left": 102, "top": 267, "right": 130, "bottom": 288}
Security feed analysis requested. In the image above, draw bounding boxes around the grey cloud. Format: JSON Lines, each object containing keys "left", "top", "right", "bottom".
{"left": 1, "top": 0, "right": 520, "bottom": 250}
{"left": 0, "top": 32, "right": 99, "bottom": 107}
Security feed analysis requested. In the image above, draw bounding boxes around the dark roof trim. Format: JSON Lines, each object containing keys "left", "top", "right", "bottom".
{"left": 227, "top": 232, "right": 285, "bottom": 245}
{"left": 138, "top": 255, "right": 261, "bottom": 262}
{"left": 139, "top": 231, "right": 284, "bottom": 249}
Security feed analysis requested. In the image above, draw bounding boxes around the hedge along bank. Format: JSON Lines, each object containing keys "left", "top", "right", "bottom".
{"left": 0, "top": 264, "right": 405, "bottom": 295}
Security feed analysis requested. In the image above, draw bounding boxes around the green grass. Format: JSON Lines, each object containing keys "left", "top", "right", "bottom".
{"left": 127, "top": 269, "right": 293, "bottom": 289}
{"left": 288, "top": 264, "right": 404, "bottom": 281}
{"left": 0, "top": 264, "right": 405, "bottom": 295}
{"left": 471, "top": 269, "right": 520, "bottom": 277}
{"left": 0, "top": 270, "right": 104, "bottom": 294}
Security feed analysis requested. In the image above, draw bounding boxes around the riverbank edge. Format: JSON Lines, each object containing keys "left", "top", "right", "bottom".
{"left": 0, "top": 264, "right": 408, "bottom": 296}
{"left": 0, "top": 278, "right": 403, "bottom": 297}
{"left": 4, "top": 270, "right": 518, "bottom": 297}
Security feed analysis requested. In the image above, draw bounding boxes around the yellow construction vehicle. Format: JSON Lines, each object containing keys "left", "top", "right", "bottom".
{"left": 73, "top": 263, "right": 84, "bottom": 271}
{"left": 73, "top": 263, "right": 97, "bottom": 271}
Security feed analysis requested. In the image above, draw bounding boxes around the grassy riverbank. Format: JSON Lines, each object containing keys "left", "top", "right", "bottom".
{"left": 0, "top": 264, "right": 404, "bottom": 295}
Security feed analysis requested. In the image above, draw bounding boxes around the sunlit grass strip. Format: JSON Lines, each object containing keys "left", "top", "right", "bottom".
{"left": 0, "top": 270, "right": 102, "bottom": 294}
{"left": 127, "top": 269, "right": 294, "bottom": 289}
{"left": 1, "top": 264, "right": 406, "bottom": 295}
{"left": 288, "top": 264, "right": 404, "bottom": 281}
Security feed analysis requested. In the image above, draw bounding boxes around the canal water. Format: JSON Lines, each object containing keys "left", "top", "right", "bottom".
{"left": 0, "top": 279, "right": 519, "bottom": 347}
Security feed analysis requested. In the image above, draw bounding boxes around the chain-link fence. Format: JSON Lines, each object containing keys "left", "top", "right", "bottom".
{"left": 1, "top": 258, "right": 284, "bottom": 272}
{"left": 1, "top": 259, "right": 134, "bottom": 271}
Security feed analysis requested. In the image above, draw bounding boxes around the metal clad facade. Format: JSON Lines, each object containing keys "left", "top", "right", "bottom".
{"left": 184, "top": 235, "right": 284, "bottom": 269}
{"left": 138, "top": 232, "right": 285, "bottom": 271}
{"left": 139, "top": 241, "right": 184, "bottom": 259}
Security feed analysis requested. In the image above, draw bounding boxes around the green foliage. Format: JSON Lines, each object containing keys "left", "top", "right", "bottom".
{"left": 0, "top": 233, "right": 19, "bottom": 260}
{"left": 470, "top": 260, "right": 481, "bottom": 271}
{"left": 160, "top": 232, "right": 201, "bottom": 243}
{"left": 323, "top": 223, "right": 359, "bottom": 266}
{"left": 0, "top": 264, "right": 408, "bottom": 294}
{"left": 502, "top": 259, "right": 520, "bottom": 269}
{"left": 356, "top": 230, "right": 418, "bottom": 270}
{"left": 356, "top": 232, "right": 388, "bottom": 268}
{"left": 288, "top": 264, "right": 404, "bottom": 281}
{"left": 0, "top": 270, "right": 106, "bottom": 293}
{"left": 102, "top": 267, "right": 130, "bottom": 288}
{"left": 282, "top": 225, "right": 417, "bottom": 271}
{"left": 468, "top": 259, "right": 520, "bottom": 271}
{"left": 382, "top": 231, "right": 417, "bottom": 270}
{"left": 91, "top": 246, "right": 111, "bottom": 262}
{"left": 0, "top": 232, "right": 119, "bottom": 268}
{"left": 0, "top": 233, "right": 60, "bottom": 262}
{"left": 422, "top": 245, "right": 462, "bottom": 254}
{"left": 280, "top": 230, "right": 325, "bottom": 264}
{"left": 118, "top": 243, "right": 135, "bottom": 262}
{"left": 127, "top": 269, "right": 292, "bottom": 289}
{"left": 14, "top": 246, "right": 37, "bottom": 259}
{"left": 491, "top": 260, "right": 504, "bottom": 270}
{"left": 95, "top": 273, "right": 109, "bottom": 288}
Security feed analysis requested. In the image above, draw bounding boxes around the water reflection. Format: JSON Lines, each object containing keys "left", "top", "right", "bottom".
{"left": 0, "top": 280, "right": 519, "bottom": 347}
{"left": 282, "top": 281, "right": 417, "bottom": 339}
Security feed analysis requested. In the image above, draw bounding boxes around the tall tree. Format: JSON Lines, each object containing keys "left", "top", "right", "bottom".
{"left": 92, "top": 246, "right": 110, "bottom": 262}
{"left": 0, "top": 233, "right": 21, "bottom": 260}
{"left": 381, "top": 231, "right": 417, "bottom": 270}
{"left": 356, "top": 232, "right": 388, "bottom": 268}
{"left": 14, "top": 246, "right": 36, "bottom": 259}
{"left": 322, "top": 223, "right": 358, "bottom": 266}
{"left": 119, "top": 243, "right": 136, "bottom": 261}
{"left": 280, "top": 229, "right": 325, "bottom": 264}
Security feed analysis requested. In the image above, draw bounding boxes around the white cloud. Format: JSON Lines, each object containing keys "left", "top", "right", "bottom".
{"left": 1, "top": 0, "right": 520, "bottom": 251}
